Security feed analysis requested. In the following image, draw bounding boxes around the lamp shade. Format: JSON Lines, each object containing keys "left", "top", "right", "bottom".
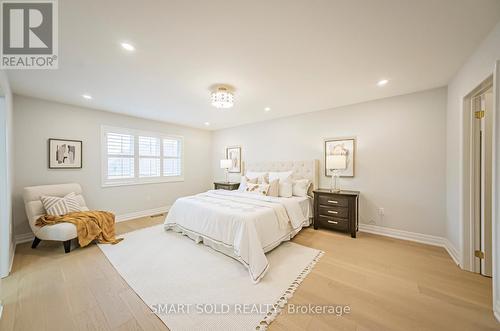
{"left": 326, "top": 154, "right": 347, "bottom": 170}
{"left": 220, "top": 159, "right": 232, "bottom": 169}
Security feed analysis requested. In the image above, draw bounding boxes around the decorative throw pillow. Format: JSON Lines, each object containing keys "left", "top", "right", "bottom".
{"left": 269, "top": 171, "right": 294, "bottom": 197}
{"left": 41, "top": 192, "right": 82, "bottom": 216}
{"left": 238, "top": 175, "right": 258, "bottom": 191}
{"left": 245, "top": 182, "right": 270, "bottom": 195}
{"left": 266, "top": 179, "right": 280, "bottom": 197}
{"left": 245, "top": 171, "right": 268, "bottom": 184}
{"left": 292, "top": 179, "right": 311, "bottom": 197}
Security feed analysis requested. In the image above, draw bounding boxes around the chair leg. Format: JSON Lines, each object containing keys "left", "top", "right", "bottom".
{"left": 63, "top": 240, "right": 71, "bottom": 253}
{"left": 31, "top": 237, "right": 42, "bottom": 249}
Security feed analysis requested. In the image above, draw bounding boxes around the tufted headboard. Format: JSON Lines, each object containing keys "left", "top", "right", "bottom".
{"left": 244, "top": 160, "right": 319, "bottom": 191}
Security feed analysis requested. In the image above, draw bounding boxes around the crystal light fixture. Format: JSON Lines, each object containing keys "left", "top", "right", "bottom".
{"left": 211, "top": 86, "right": 234, "bottom": 109}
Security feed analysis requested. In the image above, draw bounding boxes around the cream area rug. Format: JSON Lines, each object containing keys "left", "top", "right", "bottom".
{"left": 98, "top": 224, "right": 323, "bottom": 331}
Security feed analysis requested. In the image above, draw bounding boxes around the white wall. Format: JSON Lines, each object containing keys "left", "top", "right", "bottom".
{"left": 212, "top": 88, "right": 447, "bottom": 237}
{"left": 12, "top": 95, "right": 212, "bottom": 236}
{"left": 0, "top": 70, "right": 14, "bottom": 278}
{"left": 446, "top": 22, "right": 500, "bottom": 263}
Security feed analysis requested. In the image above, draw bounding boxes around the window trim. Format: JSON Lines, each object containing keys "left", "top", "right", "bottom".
{"left": 101, "top": 125, "right": 184, "bottom": 187}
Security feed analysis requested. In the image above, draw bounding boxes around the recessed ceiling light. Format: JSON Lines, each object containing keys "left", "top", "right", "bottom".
{"left": 82, "top": 94, "right": 93, "bottom": 100}
{"left": 204, "top": 122, "right": 210, "bottom": 126}
{"left": 120, "top": 42, "right": 135, "bottom": 51}
{"left": 377, "top": 79, "right": 389, "bottom": 86}
{"left": 264, "top": 107, "right": 271, "bottom": 112}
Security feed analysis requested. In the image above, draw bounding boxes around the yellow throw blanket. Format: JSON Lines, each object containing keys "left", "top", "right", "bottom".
{"left": 36, "top": 211, "right": 123, "bottom": 247}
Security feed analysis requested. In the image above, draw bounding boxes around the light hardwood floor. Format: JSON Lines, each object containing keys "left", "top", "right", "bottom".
{"left": 0, "top": 216, "right": 498, "bottom": 331}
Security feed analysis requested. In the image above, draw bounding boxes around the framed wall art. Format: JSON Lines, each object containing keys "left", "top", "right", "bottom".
{"left": 48, "top": 138, "right": 82, "bottom": 169}
{"left": 225, "top": 146, "right": 241, "bottom": 173}
{"left": 324, "top": 137, "right": 355, "bottom": 177}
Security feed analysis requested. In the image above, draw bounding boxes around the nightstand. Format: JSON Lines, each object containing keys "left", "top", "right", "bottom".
{"left": 214, "top": 182, "right": 240, "bottom": 191}
{"left": 313, "top": 189, "right": 360, "bottom": 238}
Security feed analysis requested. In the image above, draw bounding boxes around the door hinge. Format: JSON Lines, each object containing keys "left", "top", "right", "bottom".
{"left": 475, "top": 250, "right": 485, "bottom": 259}
{"left": 474, "top": 110, "right": 485, "bottom": 119}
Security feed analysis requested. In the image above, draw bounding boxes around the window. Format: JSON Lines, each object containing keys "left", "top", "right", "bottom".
{"left": 102, "top": 126, "right": 183, "bottom": 186}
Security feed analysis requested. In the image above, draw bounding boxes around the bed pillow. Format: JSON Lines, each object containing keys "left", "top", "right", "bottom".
{"left": 279, "top": 179, "right": 293, "bottom": 198}
{"left": 292, "top": 179, "right": 311, "bottom": 197}
{"left": 245, "top": 183, "right": 270, "bottom": 195}
{"left": 245, "top": 171, "right": 268, "bottom": 184}
{"left": 268, "top": 171, "right": 293, "bottom": 182}
{"left": 266, "top": 179, "right": 280, "bottom": 197}
{"left": 238, "top": 175, "right": 257, "bottom": 192}
{"left": 41, "top": 192, "right": 82, "bottom": 216}
{"left": 268, "top": 171, "right": 294, "bottom": 197}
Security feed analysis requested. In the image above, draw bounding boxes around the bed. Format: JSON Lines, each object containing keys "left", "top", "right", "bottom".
{"left": 163, "top": 160, "right": 319, "bottom": 283}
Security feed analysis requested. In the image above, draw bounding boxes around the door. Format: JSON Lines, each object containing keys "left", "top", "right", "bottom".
{"left": 472, "top": 89, "right": 493, "bottom": 277}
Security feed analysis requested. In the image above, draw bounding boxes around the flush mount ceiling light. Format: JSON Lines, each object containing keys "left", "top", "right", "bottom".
{"left": 120, "top": 42, "right": 135, "bottom": 51}
{"left": 377, "top": 79, "right": 389, "bottom": 86}
{"left": 211, "top": 86, "right": 234, "bottom": 109}
{"left": 264, "top": 107, "right": 271, "bottom": 112}
{"left": 82, "top": 94, "right": 93, "bottom": 100}
{"left": 204, "top": 122, "right": 210, "bottom": 126}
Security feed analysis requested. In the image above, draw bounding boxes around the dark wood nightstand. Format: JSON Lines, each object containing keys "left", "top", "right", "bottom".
{"left": 214, "top": 182, "right": 240, "bottom": 191}
{"left": 313, "top": 189, "right": 360, "bottom": 238}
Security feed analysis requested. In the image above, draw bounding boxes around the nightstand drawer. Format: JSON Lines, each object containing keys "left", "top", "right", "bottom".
{"left": 318, "top": 215, "right": 349, "bottom": 231}
{"left": 319, "top": 206, "right": 348, "bottom": 218}
{"left": 317, "top": 195, "right": 348, "bottom": 207}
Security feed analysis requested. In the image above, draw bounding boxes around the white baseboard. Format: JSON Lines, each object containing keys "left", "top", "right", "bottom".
{"left": 359, "top": 224, "right": 461, "bottom": 266}
{"left": 494, "top": 300, "right": 500, "bottom": 322}
{"left": 442, "top": 238, "right": 461, "bottom": 266}
{"left": 493, "top": 300, "right": 500, "bottom": 322}
{"left": 14, "top": 205, "right": 171, "bottom": 245}
{"left": 115, "top": 205, "right": 170, "bottom": 223}
{"left": 14, "top": 232, "right": 34, "bottom": 245}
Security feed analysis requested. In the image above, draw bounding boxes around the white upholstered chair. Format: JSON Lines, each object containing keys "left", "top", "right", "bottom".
{"left": 23, "top": 183, "right": 89, "bottom": 253}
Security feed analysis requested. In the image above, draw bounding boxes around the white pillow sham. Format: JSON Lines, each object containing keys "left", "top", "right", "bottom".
{"left": 292, "top": 179, "right": 311, "bottom": 197}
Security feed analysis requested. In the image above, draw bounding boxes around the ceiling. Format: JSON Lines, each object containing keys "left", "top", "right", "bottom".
{"left": 7, "top": 0, "right": 500, "bottom": 130}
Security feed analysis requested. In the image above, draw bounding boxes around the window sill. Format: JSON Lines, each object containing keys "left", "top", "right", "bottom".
{"left": 102, "top": 177, "right": 184, "bottom": 188}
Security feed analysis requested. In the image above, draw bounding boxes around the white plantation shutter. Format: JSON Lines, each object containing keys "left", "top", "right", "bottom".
{"left": 139, "top": 136, "right": 160, "bottom": 177}
{"left": 106, "top": 132, "right": 134, "bottom": 179}
{"left": 102, "top": 126, "right": 183, "bottom": 186}
{"left": 163, "top": 138, "right": 182, "bottom": 176}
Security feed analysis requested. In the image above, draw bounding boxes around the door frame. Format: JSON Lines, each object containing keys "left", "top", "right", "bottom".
{"left": 462, "top": 76, "right": 493, "bottom": 272}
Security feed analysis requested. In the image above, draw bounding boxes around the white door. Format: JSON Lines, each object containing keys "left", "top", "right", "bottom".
{"left": 481, "top": 91, "right": 493, "bottom": 277}
{"left": 493, "top": 60, "right": 500, "bottom": 314}
{"left": 472, "top": 88, "right": 493, "bottom": 277}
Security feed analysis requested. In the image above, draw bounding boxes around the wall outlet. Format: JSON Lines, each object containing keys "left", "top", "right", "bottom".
{"left": 378, "top": 208, "right": 385, "bottom": 216}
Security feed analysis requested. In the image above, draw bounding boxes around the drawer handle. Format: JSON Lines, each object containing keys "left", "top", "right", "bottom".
{"left": 327, "top": 220, "right": 339, "bottom": 224}
{"left": 327, "top": 210, "right": 338, "bottom": 214}
{"left": 327, "top": 200, "right": 338, "bottom": 204}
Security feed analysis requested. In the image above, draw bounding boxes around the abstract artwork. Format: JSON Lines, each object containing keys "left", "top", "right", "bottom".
{"left": 324, "top": 137, "right": 355, "bottom": 177}
{"left": 226, "top": 146, "right": 241, "bottom": 173}
{"left": 48, "top": 139, "right": 82, "bottom": 169}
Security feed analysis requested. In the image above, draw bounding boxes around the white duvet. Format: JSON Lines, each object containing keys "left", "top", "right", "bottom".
{"left": 164, "top": 190, "right": 310, "bottom": 283}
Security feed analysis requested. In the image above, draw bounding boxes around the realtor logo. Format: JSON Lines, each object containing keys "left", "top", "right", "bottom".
{"left": 1, "top": 0, "right": 58, "bottom": 69}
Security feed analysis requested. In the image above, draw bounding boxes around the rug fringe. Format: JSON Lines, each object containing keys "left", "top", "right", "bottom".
{"left": 255, "top": 250, "right": 325, "bottom": 330}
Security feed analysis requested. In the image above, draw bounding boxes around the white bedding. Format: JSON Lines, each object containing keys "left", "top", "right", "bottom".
{"left": 164, "top": 190, "right": 311, "bottom": 283}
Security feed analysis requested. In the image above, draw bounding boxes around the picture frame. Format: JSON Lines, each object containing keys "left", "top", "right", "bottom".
{"left": 48, "top": 138, "right": 83, "bottom": 169}
{"left": 324, "top": 137, "right": 355, "bottom": 177}
{"left": 225, "top": 146, "right": 241, "bottom": 173}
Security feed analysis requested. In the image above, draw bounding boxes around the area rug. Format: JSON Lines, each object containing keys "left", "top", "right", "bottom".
{"left": 98, "top": 224, "right": 323, "bottom": 331}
